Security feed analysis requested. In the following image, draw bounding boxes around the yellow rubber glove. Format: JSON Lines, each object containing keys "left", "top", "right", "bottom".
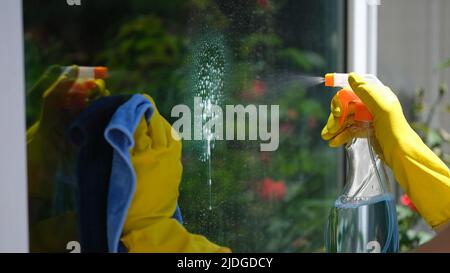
{"left": 120, "top": 94, "right": 230, "bottom": 253}
{"left": 27, "top": 65, "right": 109, "bottom": 203}
{"left": 29, "top": 212, "right": 78, "bottom": 252}
{"left": 322, "top": 72, "right": 450, "bottom": 229}
{"left": 27, "top": 65, "right": 109, "bottom": 252}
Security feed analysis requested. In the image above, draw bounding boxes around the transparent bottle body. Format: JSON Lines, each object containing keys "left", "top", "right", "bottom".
{"left": 326, "top": 125, "right": 399, "bottom": 253}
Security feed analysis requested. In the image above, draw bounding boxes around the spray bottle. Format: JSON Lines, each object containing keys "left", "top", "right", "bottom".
{"left": 324, "top": 73, "right": 399, "bottom": 253}
{"left": 62, "top": 66, "right": 109, "bottom": 110}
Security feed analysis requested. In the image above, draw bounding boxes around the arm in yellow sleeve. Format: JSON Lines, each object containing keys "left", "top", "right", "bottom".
{"left": 120, "top": 95, "right": 230, "bottom": 253}
{"left": 322, "top": 73, "right": 450, "bottom": 229}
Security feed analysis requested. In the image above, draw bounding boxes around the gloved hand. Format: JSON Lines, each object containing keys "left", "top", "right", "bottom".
{"left": 28, "top": 65, "right": 109, "bottom": 203}
{"left": 120, "top": 95, "right": 230, "bottom": 252}
{"left": 27, "top": 65, "right": 109, "bottom": 252}
{"left": 322, "top": 72, "right": 450, "bottom": 229}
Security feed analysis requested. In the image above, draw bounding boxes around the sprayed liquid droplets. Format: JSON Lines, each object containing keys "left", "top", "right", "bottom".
{"left": 191, "top": 35, "right": 227, "bottom": 210}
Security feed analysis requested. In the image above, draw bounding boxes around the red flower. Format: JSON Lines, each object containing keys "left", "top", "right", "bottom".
{"left": 307, "top": 117, "right": 318, "bottom": 129}
{"left": 258, "top": 177, "right": 287, "bottom": 201}
{"left": 401, "top": 194, "right": 417, "bottom": 212}
{"left": 287, "top": 109, "right": 299, "bottom": 120}
{"left": 240, "top": 80, "right": 267, "bottom": 100}
{"left": 259, "top": 151, "right": 271, "bottom": 164}
{"left": 291, "top": 237, "right": 308, "bottom": 248}
{"left": 257, "top": 0, "right": 269, "bottom": 9}
{"left": 252, "top": 80, "right": 266, "bottom": 97}
{"left": 280, "top": 122, "right": 293, "bottom": 135}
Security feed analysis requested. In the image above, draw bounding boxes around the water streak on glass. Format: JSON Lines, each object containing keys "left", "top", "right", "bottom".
{"left": 191, "top": 35, "right": 226, "bottom": 210}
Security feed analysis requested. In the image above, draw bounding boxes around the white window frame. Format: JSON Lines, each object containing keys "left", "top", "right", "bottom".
{"left": 347, "top": 0, "right": 378, "bottom": 74}
{"left": 0, "top": 0, "right": 29, "bottom": 253}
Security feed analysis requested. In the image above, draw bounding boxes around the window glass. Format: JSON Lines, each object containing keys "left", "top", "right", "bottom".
{"left": 23, "top": 0, "right": 345, "bottom": 252}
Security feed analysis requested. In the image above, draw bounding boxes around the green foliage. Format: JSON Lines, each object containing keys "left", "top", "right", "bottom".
{"left": 240, "top": 34, "right": 283, "bottom": 58}
{"left": 411, "top": 84, "right": 450, "bottom": 166}
{"left": 396, "top": 205, "right": 433, "bottom": 252}
{"left": 97, "top": 15, "right": 187, "bottom": 118}
{"left": 437, "top": 58, "right": 450, "bottom": 71}
{"left": 277, "top": 49, "right": 325, "bottom": 72}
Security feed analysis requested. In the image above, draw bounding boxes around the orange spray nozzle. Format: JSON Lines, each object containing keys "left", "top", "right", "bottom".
{"left": 94, "top": 66, "right": 108, "bottom": 79}
{"left": 60, "top": 66, "right": 109, "bottom": 110}
{"left": 324, "top": 72, "right": 376, "bottom": 125}
{"left": 324, "top": 73, "right": 334, "bottom": 87}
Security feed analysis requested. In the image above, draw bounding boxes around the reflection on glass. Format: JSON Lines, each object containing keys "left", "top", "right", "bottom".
{"left": 24, "top": 0, "right": 344, "bottom": 252}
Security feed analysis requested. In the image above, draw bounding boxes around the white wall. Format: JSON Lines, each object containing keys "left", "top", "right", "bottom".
{"left": 378, "top": 0, "right": 450, "bottom": 130}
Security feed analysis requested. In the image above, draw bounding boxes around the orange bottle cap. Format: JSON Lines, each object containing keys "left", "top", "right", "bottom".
{"left": 336, "top": 89, "right": 373, "bottom": 126}
{"left": 324, "top": 73, "right": 334, "bottom": 87}
{"left": 84, "top": 80, "right": 97, "bottom": 90}
{"left": 353, "top": 101, "right": 373, "bottom": 122}
{"left": 94, "top": 66, "right": 108, "bottom": 79}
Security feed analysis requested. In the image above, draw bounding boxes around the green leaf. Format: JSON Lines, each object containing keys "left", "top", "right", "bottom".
{"left": 437, "top": 58, "right": 450, "bottom": 70}
{"left": 426, "top": 129, "right": 443, "bottom": 147}
{"left": 240, "top": 33, "right": 282, "bottom": 57}
{"left": 277, "top": 48, "right": 325, "bottom": 71}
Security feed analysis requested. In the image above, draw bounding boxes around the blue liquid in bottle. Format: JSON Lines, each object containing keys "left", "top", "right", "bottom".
{"left": 326, "top": 194, "right": 398, "bottom": 253}
{"left": 325, "top": 126, "right": 399, "bottom": 253}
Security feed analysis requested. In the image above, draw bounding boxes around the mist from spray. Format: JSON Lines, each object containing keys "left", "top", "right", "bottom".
{"left": 265, "top": 73, "right": 325, "bottom": 91}
{"left": 263, "top": 72, "right": 325, "bottom": 92}
{"left": 292, "top": 74, "right": 325, "bottom": 88}
{"left": 191, "top": 35, "right": 226, "bottom": 211}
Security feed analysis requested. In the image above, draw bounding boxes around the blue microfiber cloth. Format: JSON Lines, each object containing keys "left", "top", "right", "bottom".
{"left": 70, "top": 95, "right": 130, "bottom": 253}
{"left": 104, "top": 94, "right": 183, "bottom": 253}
